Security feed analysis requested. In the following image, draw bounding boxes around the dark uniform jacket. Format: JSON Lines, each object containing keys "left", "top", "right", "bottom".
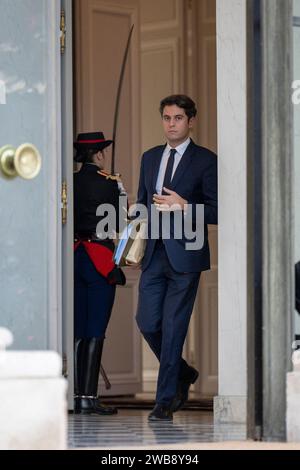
{"left": 74, "top": 163, "right": 125, "bottom": 285}
{"left": 74, "top": 163, "right": 120, "bottom": 249}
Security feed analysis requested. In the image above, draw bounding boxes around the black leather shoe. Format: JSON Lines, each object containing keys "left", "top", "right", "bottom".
{"left": 172, "top": 367, "right": 199, "bottom": 412}
{"left": 74, "top": 396, "right": 118, "bottom": 415}
{"left": 148, "top": 404, "right": 173, "bottom": 421}
{"left": 93, "top": 397, "right": 118, "bottom": 415}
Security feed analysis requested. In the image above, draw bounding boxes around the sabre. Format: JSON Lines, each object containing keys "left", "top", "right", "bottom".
{"left": 97, "top": 29, "right": 134, "bottom": 388}
{"left": 100, "top": 364, "right": 111, "bottom": 390}
{"left": 111, "top": 24, "right": 134, "bottom": 175}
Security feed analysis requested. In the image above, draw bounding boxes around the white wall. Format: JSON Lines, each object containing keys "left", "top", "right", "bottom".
{"left": 214, "top": 0, "right": 247, "bottom": 423}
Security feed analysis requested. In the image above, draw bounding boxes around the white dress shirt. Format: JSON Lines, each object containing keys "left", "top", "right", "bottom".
{"left": 155, "top": 137, "right": 191, "bottom": 195}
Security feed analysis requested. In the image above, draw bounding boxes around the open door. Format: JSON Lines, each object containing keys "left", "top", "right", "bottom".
{"left": 0, "top": 1, "right": 62, "bottom": 351}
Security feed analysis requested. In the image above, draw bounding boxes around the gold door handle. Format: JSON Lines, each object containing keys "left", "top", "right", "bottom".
{"left": 0, "top": 144, "right": 42, "bottom": 180}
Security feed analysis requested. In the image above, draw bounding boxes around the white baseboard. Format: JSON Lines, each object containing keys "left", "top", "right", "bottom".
{"left": 142, "top": 370, "right": 158, "bottom": 393}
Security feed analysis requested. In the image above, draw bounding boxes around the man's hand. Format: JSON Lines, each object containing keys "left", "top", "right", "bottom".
{"left": 153, "top": 188, "right": 187, "bottom": 211}
{"left": 125, "top": 260, "right": 142, "bottom": 269}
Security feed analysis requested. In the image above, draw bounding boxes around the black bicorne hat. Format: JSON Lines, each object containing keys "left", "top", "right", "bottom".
{"left": 74, "top": 131, "right": 113, "bottom": 152}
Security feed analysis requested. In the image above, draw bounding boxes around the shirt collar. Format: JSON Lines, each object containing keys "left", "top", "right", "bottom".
{"left": 166, "top": 137, "right": 191, "bottom": 157}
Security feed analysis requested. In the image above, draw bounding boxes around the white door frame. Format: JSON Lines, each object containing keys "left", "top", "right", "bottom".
{"left": 48, "top": 0, "right": 63, "bottom": 353}
{"left": 61, "top": 0, "right": 74, "bottom": 409}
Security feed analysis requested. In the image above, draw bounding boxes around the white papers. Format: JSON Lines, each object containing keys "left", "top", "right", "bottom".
{"left": 113, "top": 219, "right": 147, "bottom": 266}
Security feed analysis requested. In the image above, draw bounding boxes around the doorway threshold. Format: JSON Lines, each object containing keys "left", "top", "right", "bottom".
{"left": 102, "top": 392, "right": 213, "bottom": 411}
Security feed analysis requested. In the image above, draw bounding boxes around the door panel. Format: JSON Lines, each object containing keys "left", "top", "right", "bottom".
{"left": 189, "top": 0, "right": 218, "bottom": 396}
{"left": 0, "top": 0, "right": 61, "bottom": 351}
{"left": 140, "top": 0, "right": 218, "bottom": 396}
{"left": 140, "top": 0, "right": 185, "bottom": 392}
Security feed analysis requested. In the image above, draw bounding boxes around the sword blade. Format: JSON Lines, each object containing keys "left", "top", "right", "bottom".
{"left": 111, "top": 24, "right": 134, "bottom": 174}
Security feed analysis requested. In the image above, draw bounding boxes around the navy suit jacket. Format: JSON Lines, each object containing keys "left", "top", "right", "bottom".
{"left": 137, "top": 139, "right": 218, "bottom": 273}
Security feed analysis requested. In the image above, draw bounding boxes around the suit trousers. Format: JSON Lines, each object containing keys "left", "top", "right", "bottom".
{"left": 136, "top": 241, "right": 201, "bottom": 406}
{"left": 74, "top": 245, "right": 116, "bottom": 338}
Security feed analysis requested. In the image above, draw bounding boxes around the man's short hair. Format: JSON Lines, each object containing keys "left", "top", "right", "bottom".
{"left": 159, "top": 94, "right": 197, "bottom": 120}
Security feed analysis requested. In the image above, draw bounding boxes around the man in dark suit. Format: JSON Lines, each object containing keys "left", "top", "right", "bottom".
{"left": 130, "top": 95, "right": 218, "bottom": 421}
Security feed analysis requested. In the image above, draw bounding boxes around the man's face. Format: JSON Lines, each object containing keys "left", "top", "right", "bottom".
{"left": 162, "top": 105, "right": 194, "bottom": 146}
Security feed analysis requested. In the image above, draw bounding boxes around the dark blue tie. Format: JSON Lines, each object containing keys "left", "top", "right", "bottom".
{"left": 162, "top": 148, "right": 176, "bottom": 195}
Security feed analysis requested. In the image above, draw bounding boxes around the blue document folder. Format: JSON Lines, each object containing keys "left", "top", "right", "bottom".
{"left": 113, "top": 222, "right": 135, "bottom": 266}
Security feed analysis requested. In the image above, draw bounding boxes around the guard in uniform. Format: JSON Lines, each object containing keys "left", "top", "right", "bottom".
{"left": 73, "top": 131, "right": 126, "bottom": 415}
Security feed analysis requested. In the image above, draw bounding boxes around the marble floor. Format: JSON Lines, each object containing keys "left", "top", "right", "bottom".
{"left": 68, "top": 410, "right": 246, "bottom": 449}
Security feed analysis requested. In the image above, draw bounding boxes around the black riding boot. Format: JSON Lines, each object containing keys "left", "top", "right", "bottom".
{"left": 75, "top": 337, "right": 117, "bottom": 415}
{"left": 74, "top": 338, "right": 86, "bottom": 412}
